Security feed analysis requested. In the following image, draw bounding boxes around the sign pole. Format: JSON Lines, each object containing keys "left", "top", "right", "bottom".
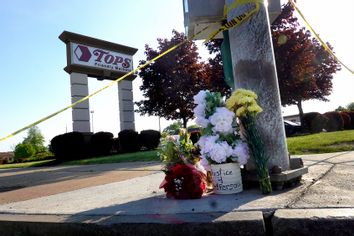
{"left": 70, "top": 72, "right": 91, "bottom": 133}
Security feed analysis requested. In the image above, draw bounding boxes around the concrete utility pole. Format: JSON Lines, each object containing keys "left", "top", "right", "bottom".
{"left": 226, "top": 1, "right": 289, "bottom": 171}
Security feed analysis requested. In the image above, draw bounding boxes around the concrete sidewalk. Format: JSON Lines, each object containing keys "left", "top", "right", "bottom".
{"left": 0, "top": 152, "right": 353, "bottom": 235}
{"left": 0, "top": 161, "right": 162, "bottom": 204}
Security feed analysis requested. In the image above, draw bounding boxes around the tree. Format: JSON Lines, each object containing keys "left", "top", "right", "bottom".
{"left": 204, "top": 39, "right": 231, "bottom": 96}
{"left": 335, "top": 106, "right": 347, "bottom": 112}
{"left": 204, "top": 3, "right": 340, "bottom": 121}
{"left": 163, "top": 121, "right": 183, "bottom": 135}
{"left": 14, "top": 143, "right": 35, "bottom": 160}
{"left": 136, "top": 30, "right": 230, "bottom": 128}
{"left": 271, "top": 2, "right": 341, "bottom": 120}
{"left": 347, "top": 102, "right": 354, "bottom": 111}
{"left": 22, "top": 126, "right": 46, "bottom": 153}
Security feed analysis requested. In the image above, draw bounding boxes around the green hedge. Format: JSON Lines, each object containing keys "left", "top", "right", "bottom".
{"left": 324, "top": 112, "right": 344, "bottom": 132}
{"left": 139, "top": 130, "right": 161, "bottom": 150}
{"left": 118, "top": 130, "right": 141, "bottom": 153}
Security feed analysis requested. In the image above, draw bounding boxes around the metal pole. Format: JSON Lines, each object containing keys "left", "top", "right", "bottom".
{"left": 90, "top": 110, "right": 94, "bottom": 133}
{"left": 158, "top": 116, "right": 161, "bottom": 133}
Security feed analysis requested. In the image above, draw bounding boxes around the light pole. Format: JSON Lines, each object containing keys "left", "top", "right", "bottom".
{"left": 90, "top": 110, "right": 94, "bottom": 133}
{"left": 157, "top": 116, "right": 160, "bottom": 133}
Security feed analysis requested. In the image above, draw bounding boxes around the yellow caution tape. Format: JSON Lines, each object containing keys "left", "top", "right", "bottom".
{"left": 224, "top": 0, "right": 264, "bottom": 18}
{"left": 0, "top": 0, "right": 261, "bottom": 143}
{"left": 290, "top": 0, "right": 354, "bottom": 75}
{"left": 0, "top": 27, "right": 212, "bottom": 143}
{"left": 205, "top": 1, "right": 261, "bottom": 43}
{"left": 0, "top": 41, "right": 186, "bottom": 143}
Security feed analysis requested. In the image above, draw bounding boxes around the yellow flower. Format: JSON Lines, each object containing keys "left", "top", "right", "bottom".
{"left": 225, "top": 95, "right": 237, "bottom": 110}
{"left": 226, "top": 88, "right": 263, "bottom": 117}
{"left": 247, "top": 104, "right": 263, "bottom": 114}
{"left": 179, "top": 128, "right": 187, "bottom": 136}
{"left": 236, "top": 107, "right": 246, "bottom": 117}
{"left": 238, "top": 96, "right": 254, "bottom": 105}
{"left": 236, "top": 89, "right": 258, "bottom": 99}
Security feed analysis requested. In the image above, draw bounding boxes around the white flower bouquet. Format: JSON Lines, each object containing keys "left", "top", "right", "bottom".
{"left": 193, "top": 90, "right": 249, "bottom": 167}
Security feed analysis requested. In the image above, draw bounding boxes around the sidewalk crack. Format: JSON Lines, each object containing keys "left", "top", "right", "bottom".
{"left": 285, "top": 163, "right": 336, "bottom": 208}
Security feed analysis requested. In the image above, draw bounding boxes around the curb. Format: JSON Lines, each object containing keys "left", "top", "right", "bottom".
{"left": 0, "top": 211, "right": 266, "bottom": 236}
{"left": 1, "top": 208, "right": 353, "bottom": 235}
{"left": 272, "top": 208, "right": 354, "bottom": 236}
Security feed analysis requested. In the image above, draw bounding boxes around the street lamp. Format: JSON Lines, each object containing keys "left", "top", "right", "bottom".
{"left": 90, "top": 110, "right": 94, "bottom": 133}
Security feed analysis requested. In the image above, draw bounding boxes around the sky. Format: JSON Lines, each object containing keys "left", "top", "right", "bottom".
{"left": 0, "top": 0, "right": 353, "bottom": 152}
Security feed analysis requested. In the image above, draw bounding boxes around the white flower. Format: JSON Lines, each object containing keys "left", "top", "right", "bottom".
{"left": 193, "top": 91, "right": 210, "bottom": 127}
{"left": 172, "top": 135, "right": 180, "bottom": 145}
{"left": 195, "top": 117, "right": 209, "bottom": 128}
{"left": 193, "top": 104, "right": 206, "bottom": 118}
{"left": 166, "top": 135, "right": 176, "bottom": 142}
{"left": 193, "top": 89, "right": 247, "bottom": 165}
{"left": 197, "top": 135, "right": 219, "bottom": 155}
{"left": 193, "top": 90, "right": 208, "bottom": 105}
{"left": 198, "top": 157, "right": 210, "bottom": 173}
{"left": 232, "top": 142, "right": 249, "bottom": 165}
{"left": 197, "top": 135, "right": 207, "bottom": 149}
{"left": 209, "top": 141, "right": 233, "bottom": 163}
{"left": 209, "top": 107, "right": 235, "bottom": 134}
{"left": 194, "top": 103, "right": 209, "bottom": 127}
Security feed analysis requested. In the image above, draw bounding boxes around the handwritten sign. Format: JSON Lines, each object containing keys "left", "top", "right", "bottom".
{"left": 211, "top": 163, "right": 243, "bottom": 194}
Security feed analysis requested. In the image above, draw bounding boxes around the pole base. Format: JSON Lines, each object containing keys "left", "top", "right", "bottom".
{"left": 242, "top": 157, "right": 308, "bottom": 190}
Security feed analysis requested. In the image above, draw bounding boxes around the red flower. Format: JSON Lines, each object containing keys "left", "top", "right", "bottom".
{"left": 160, "top": 163, "right": 206, "bottom": 199}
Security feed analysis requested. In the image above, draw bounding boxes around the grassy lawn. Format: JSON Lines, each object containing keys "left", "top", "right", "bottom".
{"left": 62, "top": 150, "right": 160, "bottom": 165}
{"left": 0, "top": 159, "right": 57, "bottom": 169}
{"left": 287, "top": 130, "right": 354, "bottom": 155}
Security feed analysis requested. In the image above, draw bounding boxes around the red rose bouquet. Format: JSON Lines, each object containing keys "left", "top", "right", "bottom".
{"left": 160, "top": 163, "right": 206, "bottom": 199}
{"left": 159, "top": 129, "right": 207, "bottom": 199}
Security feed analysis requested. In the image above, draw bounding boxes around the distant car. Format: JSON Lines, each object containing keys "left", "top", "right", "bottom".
{"left": 284, "top": 120, "right": 302, "bottom": 137}
{"left": 188, "top": 127, "right": 201, "bottom": 144}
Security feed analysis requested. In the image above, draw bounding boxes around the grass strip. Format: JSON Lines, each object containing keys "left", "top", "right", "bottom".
{"left": 62, "top": 150, "right": 160, "bottom": 165}
{"left": 287, "top": 130, "right": 354, "bottom": 155}
{"left": 0, "top": 159, "right": 56, "bottom": 169}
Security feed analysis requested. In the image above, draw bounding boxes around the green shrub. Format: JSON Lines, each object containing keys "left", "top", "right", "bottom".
{"left": 301, "top": 112, "right": 326, "bottom": 133}
{"left": 90, "top": 132, "right": 113, "bottom": 156}
{"left": 112, "top": 137, "right": 120, "bottom": 153}
{"left": 324, "top": 112, "right": 344, "bottom": 132}
{"left": 340, "top": 112, "right": 351, "bottom": 130}
{"left": 344, "top": 111, "right": 354, "bottom": 129}
{"left": 25, "top": 151, "right": 54, "bottom": 162}
{"left": 139, "top": 130, "right": 161, "bottom": 150}
{"left": 310, "top": 114, "right": 329, "bottom": 134}
{"left": 50, "top": 132, "right": 89, "bottom": 161}
{"left": 14, "top": 143, "right": 35, "bottom": 160}
{"left": 118, "top": 130, "right": 140, "bottom": 153}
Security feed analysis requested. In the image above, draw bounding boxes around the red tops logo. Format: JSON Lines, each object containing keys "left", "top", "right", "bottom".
{"left": 72, "top": 43, "right": 132, "bottom": 71}
{"left": 74, "top": 45, "right": 91, "bottom": 62}
{"left": 92, "top": 49, "right": 131, "bottom": 68}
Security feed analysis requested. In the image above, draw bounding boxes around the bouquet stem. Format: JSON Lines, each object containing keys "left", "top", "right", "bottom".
{"left": 259, "top": 175, "right": 272, "bottom": 194}
{"left": 241, "top": 116, "right": 272, "bottom": 194}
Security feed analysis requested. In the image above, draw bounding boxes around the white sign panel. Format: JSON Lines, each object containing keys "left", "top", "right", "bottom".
{"left": 70, "top": 42, "right": 133, "bottom": 73}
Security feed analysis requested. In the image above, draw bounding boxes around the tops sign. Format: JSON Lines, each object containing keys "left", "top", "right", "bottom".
{"left": 59, "top": 31, "right": 138, "bottom": 80}
{"left": 71, "top": 43, "right": 133, "bottom": 73}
